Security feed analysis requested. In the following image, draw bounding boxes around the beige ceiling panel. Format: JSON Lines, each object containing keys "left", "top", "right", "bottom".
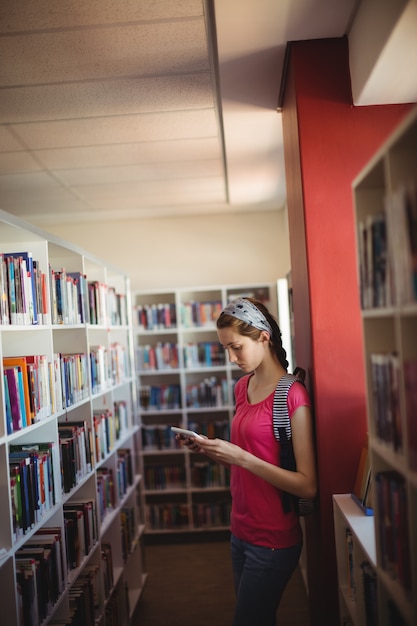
{"left": 73, "top": 176, "right": 226, "bottom": 200}
{"left": 0, "top": 171, "right": 60, "bottom": 190}
{"left": 1, "top": 20, "right": 208, "bottom": 86}
{"left": 10, "top": 110, "right": 219, "bottom": 149}
{"left": 53, "top": 160, "right": 224, "bottom": 186}
{"left": 0, "top": 186, "right": 88, "bottom": 215}
{"left": 0, "top": 151, "right": 42, "bottom": 174}
{"left": 35, "top": 138, "right": 223, "bottom": 169}
{"left": 0, "top": 73, "right": 214, "bottom": 124}
{"left": 0, "top": 126, "right": 26, "bottom": 151}
{"left": 0, "top": 0, "right": 203, "bottom": 32}
{"left": 80, "top": 189, "right": 226, "bottom": 211}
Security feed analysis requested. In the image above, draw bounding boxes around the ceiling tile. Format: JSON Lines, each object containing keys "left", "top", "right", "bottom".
{"left": 9, "top": 110, "right": 219, "bottom": 149}
{"left": 34, "top": 138, "right": 223, "bottom": 169}
{"left": 53, "top": 160, "right": 224, "bottom": 186}
{"left": 0, "top": 185, "right": 88, "bottom": 214}
{"left": 0, "top": 151, "right": 42, "bottom": 174}
{"left": 78, "top": 188, "right": 226, "bottom": 211}
{"left": 0, "top": 73, "right": 214, "bottom": 124}
{"left": 72, "top": 176, "right": 226, "bottom": 201}
{"left": 0, "top": 126, "right": 25, "bottom": 151}
{"left": 0, "top": 0, "right": 204, "bottom": 32}
{"left": 1, "top": 20, "right": 208, "bottom": 85}
{"left": 0, "top": 171, "right": 60, "bottom": 190}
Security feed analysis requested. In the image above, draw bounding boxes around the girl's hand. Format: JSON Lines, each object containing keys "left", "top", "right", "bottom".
{"left": 188, "top": 436, "right": 245, "bottom": 466}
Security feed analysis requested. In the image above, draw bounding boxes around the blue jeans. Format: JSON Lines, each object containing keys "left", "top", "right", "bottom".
{"left": 231, "top": 534, "right": 302, "bottom": 626}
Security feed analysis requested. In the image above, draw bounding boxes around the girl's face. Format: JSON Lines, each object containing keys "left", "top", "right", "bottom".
{"left": 217, "top": 327, "right": 268, "bottom": 373}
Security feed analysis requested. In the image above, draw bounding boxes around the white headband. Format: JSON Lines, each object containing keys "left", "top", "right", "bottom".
{"left": 220, "top": 298, "right": 272, "bottom": 335}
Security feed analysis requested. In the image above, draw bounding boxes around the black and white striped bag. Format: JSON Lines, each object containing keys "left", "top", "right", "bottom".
{"left": 272, "top": 369, "right": 317, "bottom": 517}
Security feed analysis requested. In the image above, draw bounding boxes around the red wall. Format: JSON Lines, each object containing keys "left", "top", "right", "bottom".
{"left": 281, "top": 36, "right": 413, "bottom": 625}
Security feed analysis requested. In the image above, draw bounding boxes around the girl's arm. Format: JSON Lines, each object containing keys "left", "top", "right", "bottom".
{"left": 190, "top": 404, "right": 317, "bottom": 500}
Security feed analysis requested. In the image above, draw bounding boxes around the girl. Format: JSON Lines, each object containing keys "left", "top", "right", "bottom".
{"left": 178, "top": 297, "right": 317, "bottom": 626}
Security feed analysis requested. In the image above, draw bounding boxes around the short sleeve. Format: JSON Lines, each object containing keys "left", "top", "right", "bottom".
{"left": 287, "top": 381, "right": 311, "bottom": 418}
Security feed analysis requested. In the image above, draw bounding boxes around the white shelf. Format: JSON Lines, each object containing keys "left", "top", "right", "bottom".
{"left": 0, "top": 210, "right": 146, "bottom": 626}
{"left": 133, "top": 283, "right": 277, "bottom": 533}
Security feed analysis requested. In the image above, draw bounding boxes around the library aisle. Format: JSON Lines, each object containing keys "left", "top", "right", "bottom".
{"left": 132, "top": 538, "right": 310, "bottom": 626}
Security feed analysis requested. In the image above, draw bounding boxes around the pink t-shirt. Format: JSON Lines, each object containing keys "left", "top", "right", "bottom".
{"left": 230, "top": 374, "right": 311, "bottom": 548}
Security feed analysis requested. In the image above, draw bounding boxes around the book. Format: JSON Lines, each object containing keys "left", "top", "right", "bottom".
{"left": 4, "top": 251, "right": 38, "bottom": 324}
{"left": 4, "top": 366, "right": 23, "bottom": 432}
{"left": 3, "top": 357, "right": 34, "bottom": 425}
{"left": 404, "top": 359, "right": 417, "bottom": 471}
{"left": 352, "top": 437, "right": 373, "bottom": 514}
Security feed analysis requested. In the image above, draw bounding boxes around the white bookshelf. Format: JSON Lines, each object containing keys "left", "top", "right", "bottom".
{"left": 333, "top": 106, "right": 417, "bottom": 626}
{"left": 0, "top": 210, "right": 147, "bottom": 625}
{"left": 132, "top": 283, "right": 276, "bottom": 534}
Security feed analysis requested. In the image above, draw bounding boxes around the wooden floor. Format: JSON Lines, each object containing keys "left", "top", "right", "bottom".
{"left": 133, "top": 535, "right": 310, "bottom": 626}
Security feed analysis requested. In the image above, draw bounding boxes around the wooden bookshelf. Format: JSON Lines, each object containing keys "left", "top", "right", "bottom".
{"left": 133, "top": 283, "right": 276, "bottom": 534}
{"left": 333, "top": 106, "right": 417, "bottom": 626}
{"left": 0, "top": 210, "right": 147, "bottom": 626}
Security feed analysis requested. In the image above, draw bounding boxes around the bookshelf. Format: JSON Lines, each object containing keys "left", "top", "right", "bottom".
{"left": 0, "top": 210, "right": 147, "bottom": 626}
{"left": 133, "top": 283, "right": 276, "bottom": 534}
{"left": 333, "top": 106, "right": 417, "bottom": 626}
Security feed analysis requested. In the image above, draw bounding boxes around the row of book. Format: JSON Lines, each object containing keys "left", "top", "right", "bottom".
{"left": 135, "top": 299, "right": 225, "bottom": 330}
{"left": 0, "top": 250, "right": 128, "bottom": 327}
{"left": 10, "top": 442, "right": 60, "bottom": 539}
{"left": 139, "top": 384, "right": 181, "bottom": 411}
{"left": 145, "top": 502, "right": 189, "bottom": 530}
{"left": 116, "top": 448, "right": 134, "bottom": 499}
{"left": 358, "top": 212, "right": 389, "bottom": 309}
{"left": 145, "top": 500, "right": 231, "bottom": 531}
{"left": 136, "top": 341, "right": 227, "bottom": 372}
{"left": 64, "top": 499, "right": 98, "bottom": 571}
{"left": 59, "top": 421, "right": 94, "bottom": 494}
{"left": 192, "top": 500, "right": 231, "bottom": 528}
{"left": 369, "top": 352, "right": 402, "bottom": 452}
{"left": 141, "top": 418, "right": 230, "bottom": 451}
{"left": 404, "top": 359, "right": 417, "bottom": 471}
{"left": 135, "top": 302, "right": 177, "bottom": 330}
{"left": 384, "top": 183, "right": 417, "bottom": 305}
{"left": 136, "top": 342, "right": 179, "bottom": 371}
{"left": 183, "top": 341, "right": 226, "bottom": 369}
{"left": 16, "top": 526, "right": 65, "bottom": 626}
{"left": 90, "top": 342, "right": 130, "bottom": 395}
{"left": 120, "top": 506, "right": 136, "bottom": 563}
{"left": 370, "top": 354, "right": 417, "bottom": 469}
{"left": 186, "top": 376, "right": 229, "bottom": 408}
{"left": 96, "top": 467, "right": 116, "bottom": 523}
{"left": 343, "top": 533, "right": 378, "bottom": 624}
{"left": 3, "top": 347, "right": 129, "bottom": 434}
{"left": 375, "top": 470, "right": 411, "bottom": 592}
{"left": 94, "top": 402, "right": 129, "bottom": 463}
{"left": 141, "top": 424, "right": 180, "bottom": 451}
{"left": 358, "top": 183, "right": 417, "bottom": 309}
{"left": 0, "top": 251, "right": 48, "bottom": 326}
{"left": 3, "top": 353, "right": 88, "bottom": 434}
{"left": 60, "top": 405, "right": 129, "bottom": 495}
{"left": 144, "top": 463, "right": 186, "bottom": 491}
{"left": 65, "top": 563, "right": 100, "bottom": 626}
{"left": 93, "top": 409, "right": 117, "bottom": 461}
{"left": 357, "top": 561, "right": 407, "bottom": 626}
{"left": 191, "top": 461, "right": 230, "bottom": 488}
{"left": 180, "top": 300, "right": 223, "bottom": 328}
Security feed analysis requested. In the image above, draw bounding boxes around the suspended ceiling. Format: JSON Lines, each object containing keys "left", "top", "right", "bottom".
{"left": 0, "top": 0, "right": 416, "bottom": 225}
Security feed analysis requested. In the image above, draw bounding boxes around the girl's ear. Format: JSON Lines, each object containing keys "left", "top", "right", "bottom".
{"left": 260, "top": 331, "right": 270, "bottom": 343}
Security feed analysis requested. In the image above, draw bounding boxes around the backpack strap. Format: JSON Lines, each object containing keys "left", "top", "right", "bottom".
{"left": 273, "top": 371, "right": 305, "bottom": 513}
{"left": 272, "top": 373, "right": 299, "bottom": 442}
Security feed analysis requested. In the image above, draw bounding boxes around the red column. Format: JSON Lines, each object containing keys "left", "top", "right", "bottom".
{"left": 281, "top": 36, "right": 412, "bottom": 625}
